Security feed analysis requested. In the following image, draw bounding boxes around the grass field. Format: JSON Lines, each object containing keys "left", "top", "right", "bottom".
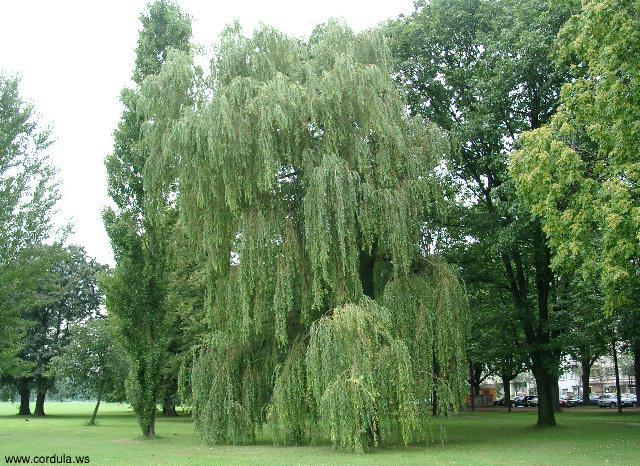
{"left": 1, "top": 402, "right": 638, "bottom": 465}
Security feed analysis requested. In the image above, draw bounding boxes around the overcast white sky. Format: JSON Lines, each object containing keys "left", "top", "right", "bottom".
{"left": 0, "top": 0, "right": 413, "bottom": 265}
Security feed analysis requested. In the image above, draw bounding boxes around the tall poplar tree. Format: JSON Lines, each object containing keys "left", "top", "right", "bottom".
{"left": 103, "top": 0, "right": 192, "bottom": 438}
{"left": 139, "top": 21, "right": 468, "bottom": 451}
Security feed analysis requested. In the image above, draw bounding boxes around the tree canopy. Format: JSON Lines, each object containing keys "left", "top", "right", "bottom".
{"left": 136, "top": 20, "right": 468, "bottom": 451}
{"left": 0, "top": 72, "right": 60, "bottom": 376}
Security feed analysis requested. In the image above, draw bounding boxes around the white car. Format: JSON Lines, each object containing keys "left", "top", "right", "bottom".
{"left": 598, "top": 393, "right": 619, "bottom": 408}
{"left": 621, "top": 394, "right": 637, "bottom": 408}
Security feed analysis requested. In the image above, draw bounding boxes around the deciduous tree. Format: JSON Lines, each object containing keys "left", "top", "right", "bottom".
{"left": 139, "top": 20, "right": 468, "bottom": 451}
{"left": 389, "top": 0, "right": 580, "bottom": 426}
{"left": 103, "top": 0, "right": 192, "bottom": 439}
{"left": 49, "top": 318, "right": 127, "bottom": 425}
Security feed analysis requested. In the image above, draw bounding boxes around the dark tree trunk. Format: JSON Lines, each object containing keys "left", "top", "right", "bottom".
{"left": 366, "top": 420, "right": 382, "bottom": 449}
{"left": 34, "top": 391, "right": 46, "bottom": 416}
{"left": 612, "top": 340, "right": 622, "bottom": 415}
{"left": 532, "top": 355, "right": 556, "bottom": 427}
{"left": 500, "top": 225, "right": 556, "bottom": 427}
{"left": 581, "top": 356, "right": 592, "bottom": 403}
{"left": 359, "top": 249, "right": 376, "bottom": 300}
{"left": 502, "top": 377, "right": 512, "bottom": 412}
{"left": 17, "top": 380, "right": 31, "bottom": 416}
{"left": 162, "top": 394, "right": 177, "bottom": 417}
{"left": 551, "top": 375, "right": 561, "bottom": 412}
{"left": 633, "top": 340, "right": 640, "bottom": 397}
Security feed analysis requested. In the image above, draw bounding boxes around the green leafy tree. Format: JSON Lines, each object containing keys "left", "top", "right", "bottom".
{"left": 103, "top": 0, "right": 192, "bottom": 438}
{"left": 510, "top": 0, "right": 640, "bottom": 392}
{"left": 138, "top": 21, "right": 468, "bottom": 451}
{"left": 389, "top": 0, "right": 580, "bottom": 426}
{"left": 49, "top": 318, "right": 127, "bottom": 425}
{"left": 8, "top": 245, "right": 104, "bottom": 416}
{"left": 0, "top": 72, "right": 60, "bottom": 378}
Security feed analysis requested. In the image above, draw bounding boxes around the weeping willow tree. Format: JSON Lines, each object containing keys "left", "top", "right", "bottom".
{"left": 139, "top": 20, "right": 467, "bottom": 451}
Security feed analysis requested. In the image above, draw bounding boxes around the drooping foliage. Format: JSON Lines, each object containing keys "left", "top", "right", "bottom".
{"left": 139, "top": 20, "right": 467, "bottom": 451}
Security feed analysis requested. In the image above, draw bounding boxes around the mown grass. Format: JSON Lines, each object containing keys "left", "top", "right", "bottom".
{"left": 1, "top": 402, "right": 638, "bottom": 465}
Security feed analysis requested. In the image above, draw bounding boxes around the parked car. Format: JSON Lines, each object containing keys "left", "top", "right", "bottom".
{"left": 512, "top": 396, "right": 525, "bottom": 407}
{"left": 523, "top": 395, "right": 537, "bottom": 407}
{"left": 589, "top": 394, "right": 601, "bottom": 406}
{"left": 566, "top": 396, "right": 582, "bottom": 407}
{"left": 621, "top": 394, "right": 637, "bottom": 408}
{"left": 527, "top": 396, "right": 539, "bottom": 407}
{"left": 598, "top": 393, "right": 619, "bottom": 408}
{"left": 559, "top": 396, "right": 568, "bottom": 408}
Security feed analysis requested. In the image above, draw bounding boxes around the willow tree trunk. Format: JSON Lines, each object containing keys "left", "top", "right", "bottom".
{"left": 502, "top": 378, "right": 512, "bottom": 412}
{"left": 359, "top": 248, "right": 383, "bottom": 448}
{"left": 34, "top": 391, "right": 46, "bottom": 416}
{"left": 17, "top": 380, "right": 31, "bottom": 416}
{"left": 469, "top": 364, "right": 476, "bottom": 412}
{"left": 612, "top": 341, "right": 622, "bottom": 415}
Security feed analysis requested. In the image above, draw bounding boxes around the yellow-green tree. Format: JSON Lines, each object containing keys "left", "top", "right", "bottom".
{"left": 511, "top": 0, "right": 640, "bottom": 391}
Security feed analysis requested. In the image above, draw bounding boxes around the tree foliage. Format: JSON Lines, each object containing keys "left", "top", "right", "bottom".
{"left": 49, "top": 318, "right": 127, "bottom": 425}
{"left": 138, "top": 20, "right": 468, "bottom": 451}
{"left": 388, "top": 0, "right": 580, "bottom": 426}
{"left": 511, "top": 0, "right": 640, "bottom": 311}
{"left": 103, "top": 0, "right": 192, "bottom": 438}
{"left": 0, "top": 72, "right": 60, "bottom": 375}
{"left": 7, "top": 244, "right": 104, "bottom": 415}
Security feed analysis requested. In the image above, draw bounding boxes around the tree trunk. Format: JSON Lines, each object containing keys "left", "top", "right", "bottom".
{"left": 581, "top": 357, "right": 591, "bottom": 404}
{"left": 88, "top": 384, "right": 104, "bottom": 426}
{"left": 143, "top": 416, "right": 156, "bottom": 439}
{"left": 612, "top": 340, "right": 622, "bottom": 415}
{"left": 432, "top": 342, "right": 440, "bottom": 416}
{"left": 17, "top": 380, "right": 31, "bottom": 416}
{"left": 633, "top": 340, "right": 640, "bottom": 397}
{"left": 469, "top": 363, "right": 476, "bottom": 412}
{"left": 34, "top": 391, "right": 46, "bottom": 416}
{"left": 366, "top": 421, "right": 382, "bottom": 449}
{"left": 359, "top": 246, "right": 383, "bottom": 448}
{"left": 551, "top": 375, "right": 561, "bottom": 412}
{"left": 162, "top": 394, "right": 177, "bottom": 417}
{"left": 532, "top": 355, "right": 556, "bottom": 427}
{"left": 500, "top": 226, "right": 557, "bottom": 428}
{"left": 503, "top": 377, "right": 512, "bottom": 412}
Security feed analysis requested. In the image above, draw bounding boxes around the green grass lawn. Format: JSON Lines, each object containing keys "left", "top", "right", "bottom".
{"left": 1, "top": 402, "right": 638, "bottom": 465}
